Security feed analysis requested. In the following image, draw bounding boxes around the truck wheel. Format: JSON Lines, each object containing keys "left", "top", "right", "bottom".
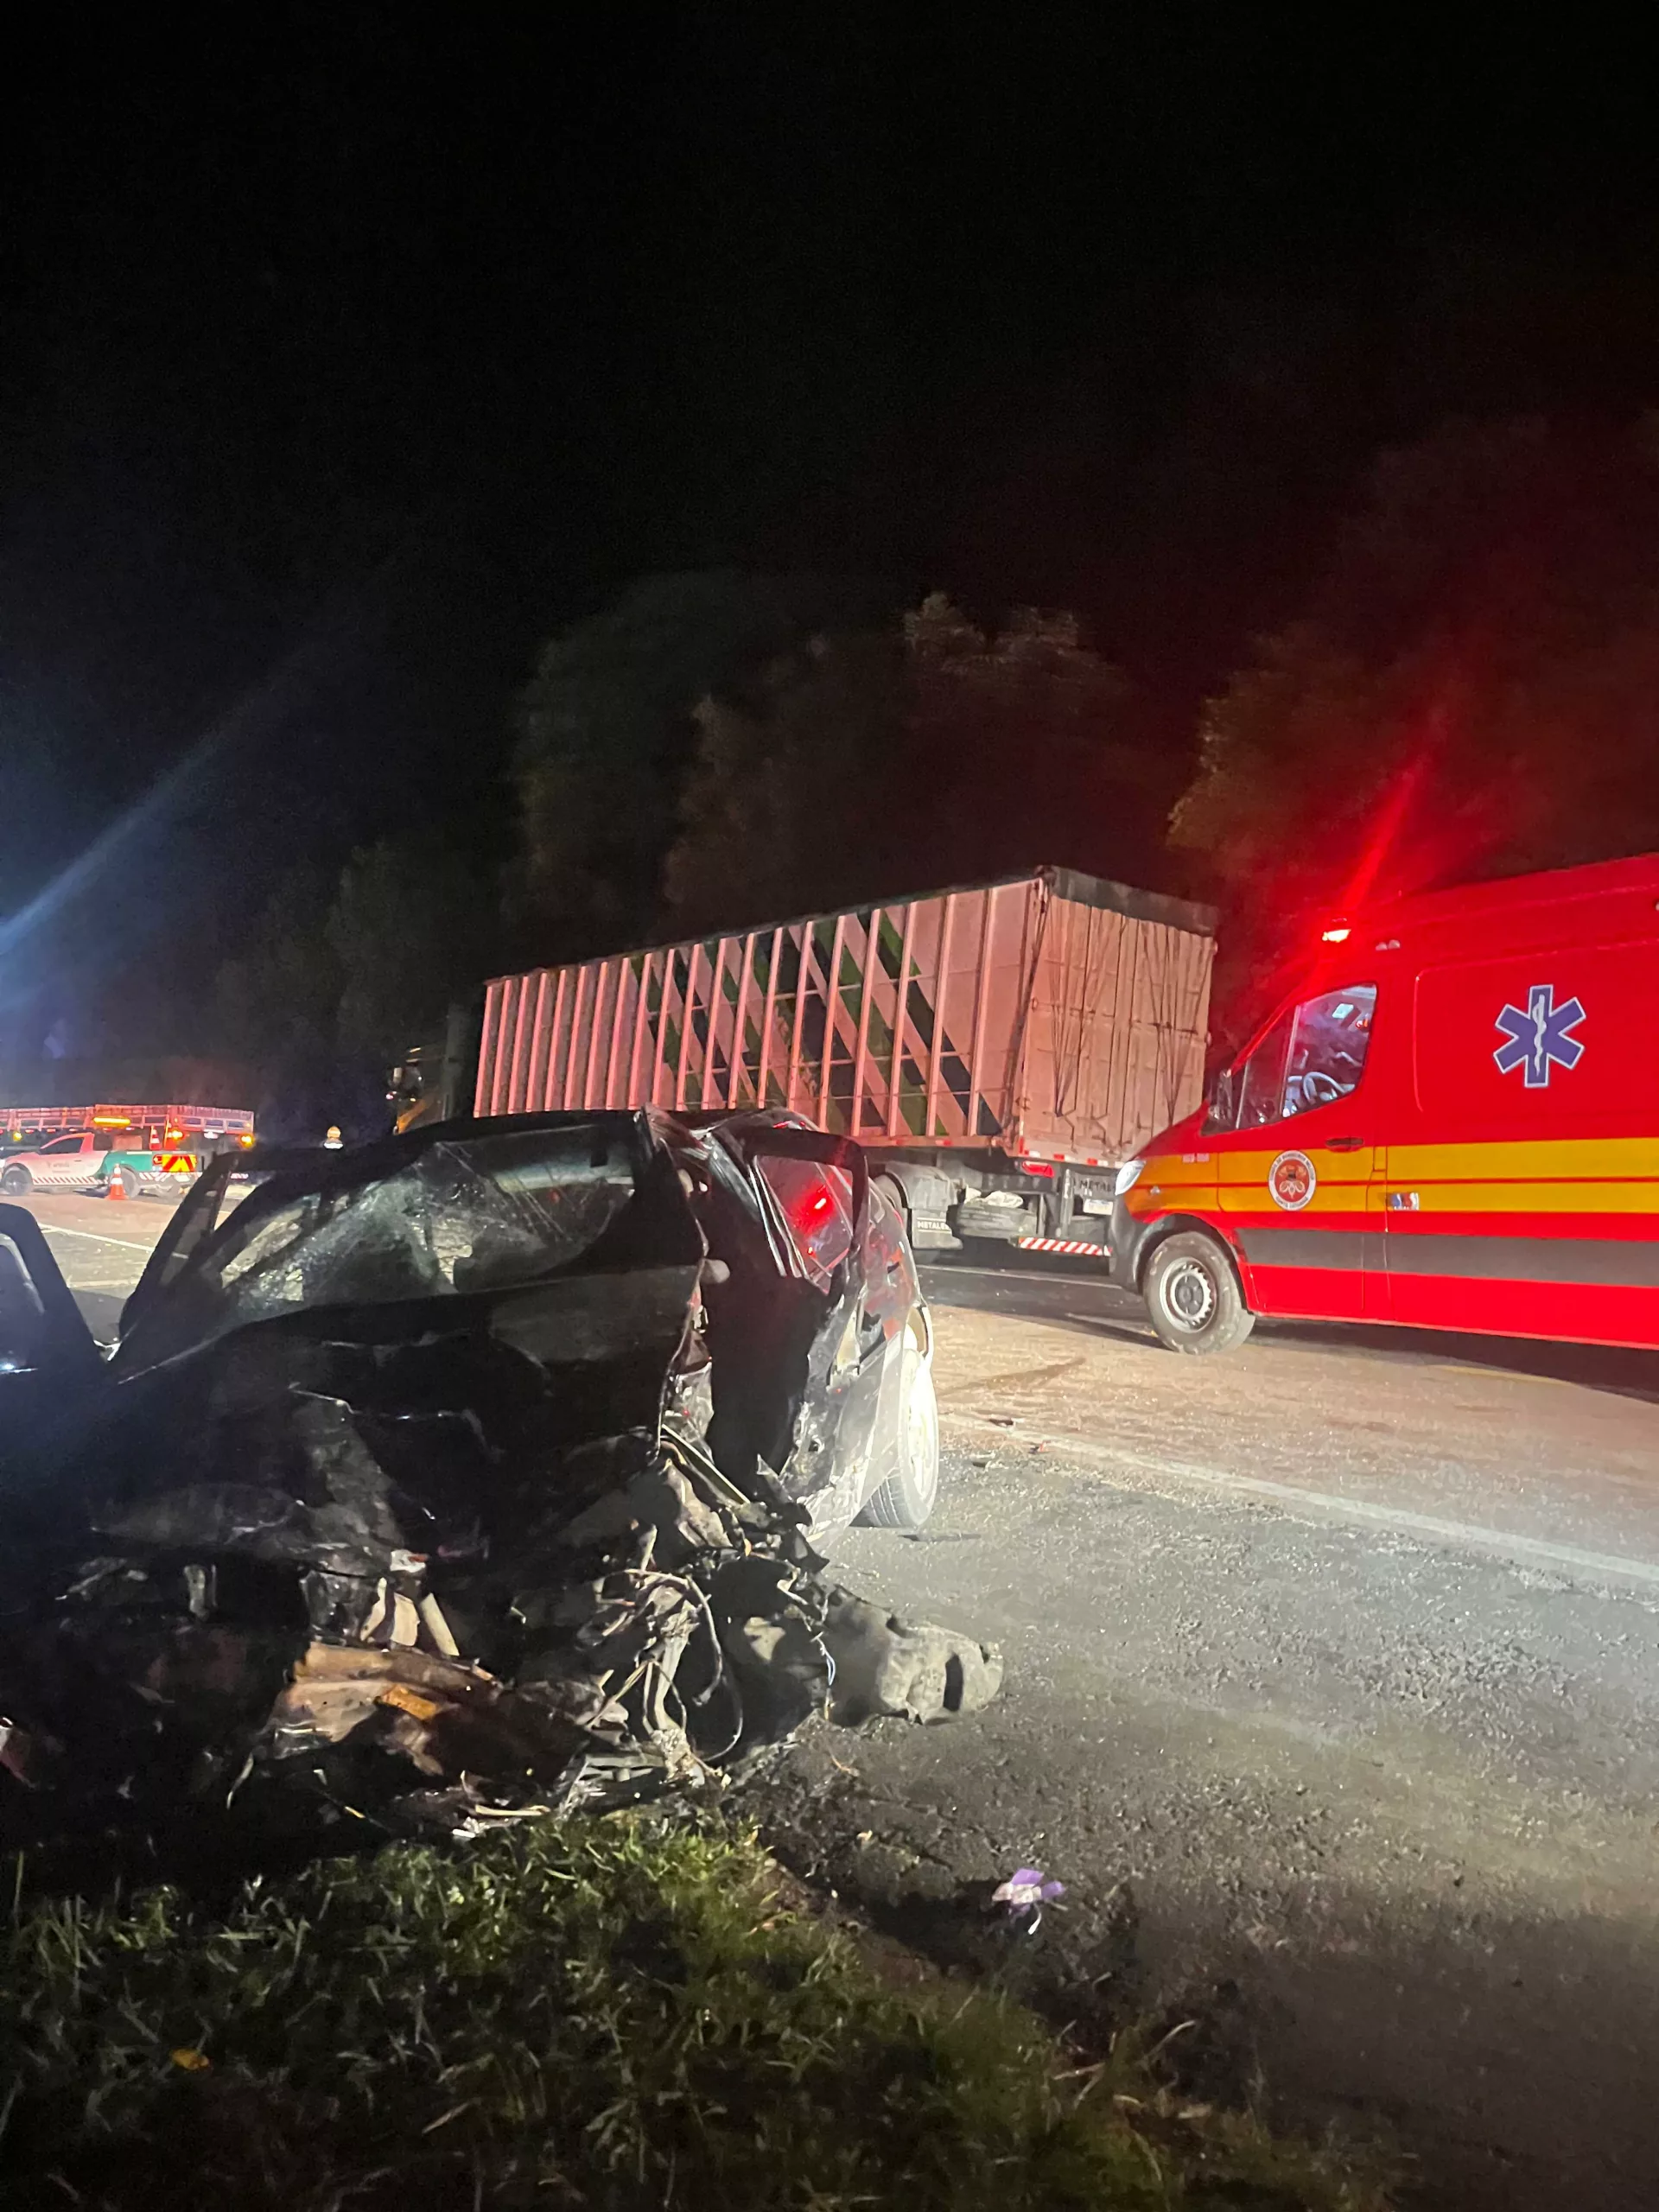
{"left": 1143, "top": 1230, "right": 1255, "bottom": 1355}
{"left": 1, "top": 1164, "right": 31, "bottom": 1197}
{"left": 861, "top": 1340, "right": 940, "bottom": 1529}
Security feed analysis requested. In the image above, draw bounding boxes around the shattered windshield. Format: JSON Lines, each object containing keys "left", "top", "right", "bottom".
{"left": 123, "top": 1123, "right": 645, "bottom": 1366}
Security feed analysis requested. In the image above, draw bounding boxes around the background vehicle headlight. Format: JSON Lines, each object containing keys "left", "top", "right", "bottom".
{"left": 1114, "top": 1159, "right": 1144, "bottom": 1197}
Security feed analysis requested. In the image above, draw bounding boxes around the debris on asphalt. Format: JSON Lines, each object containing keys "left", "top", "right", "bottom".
{"left": 822, "top": 1586, "right": 1003, "bottom": 1726}
{"left": 0, "top": 1110, "right": 1001, "bottom": 1854}
{"left": 993, "top": 1866, "right": 1066, "bottom": 1932}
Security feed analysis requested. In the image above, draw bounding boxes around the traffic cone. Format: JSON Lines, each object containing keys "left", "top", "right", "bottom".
{"left": 105, "top": 1173, "right": 127, "bottom": 1201}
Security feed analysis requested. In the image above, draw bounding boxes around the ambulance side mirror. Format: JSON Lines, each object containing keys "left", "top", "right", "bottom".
{"left": 1204, "top": 1065, "right": 1237, "bottom": 1134}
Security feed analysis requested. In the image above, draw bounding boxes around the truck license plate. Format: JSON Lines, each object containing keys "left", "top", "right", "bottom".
{"left": 1082, "top": 1198, "right": 1112, "bottom": 1216}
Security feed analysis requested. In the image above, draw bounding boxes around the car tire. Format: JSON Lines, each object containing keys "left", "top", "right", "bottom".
{"left": 861, "top": 1339, "right": 940, "bottom": 1529}
{"left": 1143, "top": 1230, "right": 1255, "bottom": 1354}
{"left": 1, "top": 1165, "right": 32, "bottom": 1197}
{"left": 115, "top": 1166, "right": 140, "bottom": 1199}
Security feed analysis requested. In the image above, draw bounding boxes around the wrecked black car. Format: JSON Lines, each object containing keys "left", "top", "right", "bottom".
{"left": 0, "top": 1110, "right": 988, "bottom": 1847}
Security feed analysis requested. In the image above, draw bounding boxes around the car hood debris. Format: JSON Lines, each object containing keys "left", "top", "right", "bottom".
{"left": 0, "top": 1110, "right": 999, "bottom": 1851}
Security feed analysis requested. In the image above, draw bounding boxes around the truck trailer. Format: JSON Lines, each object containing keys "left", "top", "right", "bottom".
{"left": 471, "top": 868, "right": 1216, "bottom": 1255}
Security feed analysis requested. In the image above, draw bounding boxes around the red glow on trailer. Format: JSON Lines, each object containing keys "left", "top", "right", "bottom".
{"left": 1018, "top": 1160, "right": 1056, "bottom": 1178}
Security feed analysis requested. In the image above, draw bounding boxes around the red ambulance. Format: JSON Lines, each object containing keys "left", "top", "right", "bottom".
{"left": 1110, "top": 853, "right": 1659, "bottom": 1352}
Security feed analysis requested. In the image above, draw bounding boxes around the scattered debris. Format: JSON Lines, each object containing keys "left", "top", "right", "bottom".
{"left": 0, "top": 1111, "right": 998, "bottom": 1853}
{"left": 993, "top": 1866, "right": 1066, "bottom": 1932}
{"left": 822, "top": 1588, "right": 1003, "bottom": 1726}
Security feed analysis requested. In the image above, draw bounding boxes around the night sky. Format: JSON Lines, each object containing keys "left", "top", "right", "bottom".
{"left": 4, "top": 15, "right": 1658, "bottom": 1027}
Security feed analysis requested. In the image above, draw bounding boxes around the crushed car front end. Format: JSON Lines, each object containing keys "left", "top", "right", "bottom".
{"left": 0, "top": 1110, "right": 975, "bottom": 1849}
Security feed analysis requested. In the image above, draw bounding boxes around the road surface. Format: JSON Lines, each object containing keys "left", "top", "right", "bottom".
{"left": 19, "top": 1205, "right": 1659, "bottom": 2202}
{"left": 753, "top": 1258, "right": 1659, "bottom": 2211}
{"left": 13, "top": 1186, "right": 176, "bottom": 1338}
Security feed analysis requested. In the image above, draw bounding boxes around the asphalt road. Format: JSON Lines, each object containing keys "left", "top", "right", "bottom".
{"left": 753, "top": 1258, "right": 1659, "bottom": 2211}
{"left": 12, "top": 1186, "right": 177, "bottom": 1339}
{"left": 16, "top": 1205, "right": 1659, "bottom": 2203}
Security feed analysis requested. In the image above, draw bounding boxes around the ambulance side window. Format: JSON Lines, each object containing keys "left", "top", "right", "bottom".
{"left": 1226, "top": 983, "right": 1378, "bottom": 1130}
{"left": 1281, "top": 985, "right": 1376, "bottom": 1118}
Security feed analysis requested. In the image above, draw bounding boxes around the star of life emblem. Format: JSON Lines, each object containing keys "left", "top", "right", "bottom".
{"left": 1493, "top": 984, "right": 1585, "bottom": 1088}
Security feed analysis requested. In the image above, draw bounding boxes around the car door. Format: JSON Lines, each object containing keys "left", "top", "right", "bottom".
{"left": 1211, "top": 982, "right": 1387, "bottom": 1322}
{"left": 723, "top": 1124, "right": 888, "bottom": 1533}
{"left": 32, "top": 1133, "right": 94, "bottom": 1188}
{"left": 0, "top": 1203, "right": 104, "bottom": 1452}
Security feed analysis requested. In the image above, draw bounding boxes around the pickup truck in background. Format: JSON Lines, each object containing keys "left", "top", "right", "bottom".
{"left": 0, "top": 1105, "right": 256, "bottom": 1198}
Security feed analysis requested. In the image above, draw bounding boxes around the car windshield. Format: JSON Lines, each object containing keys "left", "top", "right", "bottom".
{"left": 119, "top": 1122, "right": 647, "bottom": 1370}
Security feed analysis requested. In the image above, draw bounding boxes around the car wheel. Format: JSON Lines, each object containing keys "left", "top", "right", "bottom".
{"left": 1, "top": 1164, "right": 32, "bottom": 1197}
{"left": 116, "top": 1166, "right": 140, "bottom": 1198}
{"left": 861, "top": 1338, "right": 939, "bottom": 1529}
{"left": 1143, "top": 1230, "right": 1255, "bottom": 1354}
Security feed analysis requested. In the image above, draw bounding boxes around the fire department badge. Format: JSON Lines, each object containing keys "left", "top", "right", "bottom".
{"left": 1268, "top": 1150, "right": 1317, "bottom": 1211}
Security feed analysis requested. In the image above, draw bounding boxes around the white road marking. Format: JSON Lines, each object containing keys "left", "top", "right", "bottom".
{"left": 950, "top": 1412, "right": 1659, "bottom": 1591}
{"left": 37, "top": 1223, "right": 160, "bottom": 1255}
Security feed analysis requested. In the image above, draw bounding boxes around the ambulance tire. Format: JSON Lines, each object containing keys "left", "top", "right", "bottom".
{"left": 1, "top": 1165, "right": 31, "bottom": 1197}
{"left": 1143, "top": 1230, "right": 1255, "bottom": 1355}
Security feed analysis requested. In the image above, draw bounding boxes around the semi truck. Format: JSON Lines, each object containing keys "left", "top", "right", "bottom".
{"left": 460, "top": 868, "right": 1216, "bottom": 1256}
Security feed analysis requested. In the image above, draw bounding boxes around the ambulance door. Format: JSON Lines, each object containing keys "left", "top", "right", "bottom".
{"left": 1211, "top": 982, "right": 1388, "bottom": 1323}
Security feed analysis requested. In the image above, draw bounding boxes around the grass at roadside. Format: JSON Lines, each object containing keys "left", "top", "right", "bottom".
{"left": 0, "top": 1816, "right": 1390, "bottom": 2210}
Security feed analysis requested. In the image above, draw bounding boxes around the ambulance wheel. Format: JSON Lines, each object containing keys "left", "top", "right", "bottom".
{"left": 1143, "top": 1230, "right": 1255, "bottom": 1355}
{"left": 1, "top": 1165, "right": 31, "bottom": 1197}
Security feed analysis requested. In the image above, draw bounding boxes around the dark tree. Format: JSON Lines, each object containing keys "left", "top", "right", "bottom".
{"left": 1171, "top": 416, "right": 1659, "bottom": 1020}
{"left": 662, "top": 626, "right": 908, "bottom": 931}
{"left": 662, "top": 594, "right": 1145, "bottom": 935}
{"left": 327, "top": 833, "right": 498, "bottom": 1064}
{"left": 512, "top": 574, "right": 861, "bottom": 958}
